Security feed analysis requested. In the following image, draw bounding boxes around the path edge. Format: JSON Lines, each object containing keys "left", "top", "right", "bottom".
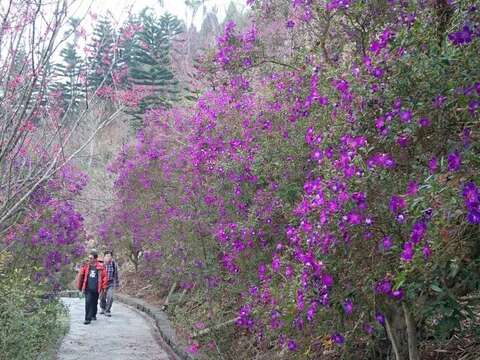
{"left": 60, "top": 290, "right": 195, "bottom": 360}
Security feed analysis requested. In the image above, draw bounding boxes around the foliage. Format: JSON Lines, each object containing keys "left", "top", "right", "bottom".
{"left": 0, "top": 254, "right": 68, "bottom": 360}
{"left": 101, "top": 1, "right": 480, "bottom": 358}
{"left": 54, "top": 43, "right": 87, "bottom": 114}
{"left": 87, "top": 16, "right": 117, "bottom": 92}
{"left": 2, "top": 0, "right": 479, "bottom": 359}
{"left": 126, "top": 10, "right": 183, "bottom": 125}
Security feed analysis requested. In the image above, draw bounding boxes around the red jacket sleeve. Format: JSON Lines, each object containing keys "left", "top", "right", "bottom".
{"left": 76, "top": 266, "right": 85, "bottom": 291}
{"left": 100, "top": 267, "right": 108, "bottom": 291}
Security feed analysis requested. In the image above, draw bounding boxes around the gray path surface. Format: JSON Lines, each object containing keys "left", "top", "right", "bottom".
{"left": 58, "top": 297, "right": 171, "bottom": 360}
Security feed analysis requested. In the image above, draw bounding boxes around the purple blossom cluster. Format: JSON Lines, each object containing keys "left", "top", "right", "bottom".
{"left": 97, "top": 0, "right": 480, "bottom": 356}
{"left": 463, "top": 182, "right": 480, "bottom": 224}
{"left": 8, "top": 166, "right": 87, "bottom": 289}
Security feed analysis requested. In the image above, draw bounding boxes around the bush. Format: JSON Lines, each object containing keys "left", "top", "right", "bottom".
{"left": 0, "top": 254, "right": 68, "bottom": 360}
{"left": 101, "top": 1, "right": 480, "bottom": 358}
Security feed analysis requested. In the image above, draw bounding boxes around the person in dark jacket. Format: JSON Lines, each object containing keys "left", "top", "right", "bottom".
{"left": 100, "top": 250, "right": 120, "bottom": 317}
{"left": 76, "top": 250, "right": 108, "bottom": 324}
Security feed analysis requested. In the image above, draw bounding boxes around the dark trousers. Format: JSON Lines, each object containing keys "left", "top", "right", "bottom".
{"left": 85, "top": 289, "right": 99, "bottom": 321}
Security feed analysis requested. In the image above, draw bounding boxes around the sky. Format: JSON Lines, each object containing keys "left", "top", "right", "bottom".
{"left": 70, "top": 0, "right": 244, "bottom": 30}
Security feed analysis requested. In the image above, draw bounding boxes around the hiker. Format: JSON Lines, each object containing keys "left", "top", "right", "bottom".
{"left": 100, "top": 250, "right": 120, "bottom": 317}
{"left": 76, "top": 250, "right": 108, "bottom": 325}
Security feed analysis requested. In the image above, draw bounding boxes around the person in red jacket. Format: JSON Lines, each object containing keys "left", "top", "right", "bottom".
{"left": 76, "top": 250, "right": 108, "bottom": 324}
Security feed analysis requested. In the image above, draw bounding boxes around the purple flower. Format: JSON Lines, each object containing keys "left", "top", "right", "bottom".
{"left": 331, "top": 332, "right": 345, "bottom": 345}
{"left": 363, "top": 323, "right": 375, "bottom": 335}
{"left": 448, "top": 151, "right": 462, "bottom": 172}
{"left": 270, "top": 310, "right": 283, "bottom": 329}
{"left": 285, "top": 265, "right": 294, "bottom": 279}
{"left": 294, "top": 316, "right": 304, "bottom": 330}
{"left": 326, "top": 0, "right": 353, "bottom": 11}
{"left": 249, "top": 286, "right": 259, "bottom": 296}
{"left": 287, "top": 339, "right": 297, "bottom": 351}
{"left": 419, "top": 117, "right": 431, "bottom": 127}
{"left": 463, "top": 181, "right": 479, "bottom": 207}
{"left": 467, "top": 210, "right": 480, "bottom": 224}
{"left": 372, "top": 67, "right": 385, "bottom": 78}
{"left": 433, "top": 95, "right": 447, "bottom": 109}
{"left": 393, "top": 98, "right": 402, "bottom": 110}
{"left": 397, "top": 134, "right": 410, "bottom": 148}
{"left": 258, "top": 263, "right": 267, "bottom": 281}
{"left": 389, "top": 195, "right": 406, "bottom": 214}
{"left": 236, "top": 304, "right": 254, "bottom": 329}
{"left": 318, "top": 96, "right": 329, "bottom": 106}
{"left": 462, "top": 181, "right": 480, "bottom": 224}
{"left": 322, "top": 273, "right": 334, "bottom": 287}
{"left": 347, "top": 211, "right": 362, "bottom": 225}
{"left": 343, "top": 298, "right": 353, "bottom": 315}
{"left": 38, "top": 227, "right": 52, "bottom": 241}
{"left": 243, "top": 58, "right": 252, "bottom": 67}
{"left": 407, "top": 181, "right": 419, "bottom": 196}
{"left": 272, "top": 255, "right": 281, "bottom": 272}
{"left": 390, "top": 288, "right": 404, "bottom": 300}
{"left": 368, "top": 153, "right": 396, "bottom": 169}
{"left": 422, "top": 244, "right": 432, "bottom": 260}
{"left": 296, "top": 290, "right": 305, "bottom": 311}
{"left": 333, "top": 79, "right": 350, "bottom": 93}
{"left": 399, "top": 110, "right": 413, "bottom": 123}
{"left": 428, "top": 156, "right": 438, "bottom": 173}
{"left": 411, "top": 220, "right": 427, "bottom": 244}
{"left": 306, "top": 301, "right": 318, "bottom": 321}
{"left": 375, "top": 311, "right": 385, "bottom": 325}
{"left": 43, "top": 251, "right": 62, "bottom": 272}
{"left": 401, "top": 242, "right": 415, "bottom": 262}
{"left": 363, "top": 55, "right": 372, "bottom": 67}
{"left": 375, "top": 278, "right": 392, "bottom": 294}
{"left": 469, "top": 100, "right": 479, "bottom": 114}
{"left": 448, "top": 25, "right": 473, "bottom": 46}
{"left": 286, "top": 20, "right": 295, "bottom": 28}
{"left": 369, "top": 40, "right": 382, "bottom": 54}
{"left": 382, "top": 236, "right": 393, "bottom": 251}
{"left": 375, "top": 116, "right": 386, "bottom": 131}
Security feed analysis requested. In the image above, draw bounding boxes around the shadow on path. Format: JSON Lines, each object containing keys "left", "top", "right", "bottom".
{"left": 58, "top": 297, "right": 171, "bottom": 360}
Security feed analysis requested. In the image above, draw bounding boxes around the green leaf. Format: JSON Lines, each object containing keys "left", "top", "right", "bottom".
{"left": 393, "top": 271, "right": 406, "bottom": 290}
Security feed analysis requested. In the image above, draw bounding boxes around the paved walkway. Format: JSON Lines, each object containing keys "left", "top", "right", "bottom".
{"left": 58, "top": 297, "right": 171, "bottom": 360}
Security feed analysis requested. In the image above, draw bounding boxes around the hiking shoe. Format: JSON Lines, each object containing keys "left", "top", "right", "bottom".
{"left": 84, "top": 320, "right": 91, "bottom": 325}
{"left": 92, "top": 316, "right": 97, "bottom": 321}
{"left": 105, "top": 312, "right": 111, "bottom": 317}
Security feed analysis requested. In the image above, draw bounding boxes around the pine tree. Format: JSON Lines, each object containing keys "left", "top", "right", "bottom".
{"left": 54, "top": 43, "right": 86, "bottom": 112}
{"left": 127, "top": 9, "right": 183, "bottom": 123}
{"left": 87, "top": 17, "right": 116, "bottom": 94}
{"left": 115, "top": 15, "right": 140, "bottom": 89}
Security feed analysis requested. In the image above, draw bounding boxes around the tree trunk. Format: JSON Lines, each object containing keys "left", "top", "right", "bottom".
{"left": 402, "top": 302, "right": 420, "bottom": 360}
{"left": 384, "top": 314, "right": 402, "bottom": 360}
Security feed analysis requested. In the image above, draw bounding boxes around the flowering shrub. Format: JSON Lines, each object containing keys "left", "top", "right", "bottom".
{"left": 0, "top": 163, "right": 86, "bottom": 358}
{"left": 5, "top": 164, "right": 87, "bottom": 291}
{"left": 102, "top": 1, "right": 480, "bottom": 358}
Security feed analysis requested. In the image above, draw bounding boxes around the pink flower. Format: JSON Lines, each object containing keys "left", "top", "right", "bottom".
{"left": 188, "top": 342, "right": 200, "bottom": 354}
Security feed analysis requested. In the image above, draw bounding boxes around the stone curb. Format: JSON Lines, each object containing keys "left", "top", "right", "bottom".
{"left": 59, "top": 290, "right": 195, "bottom": 360}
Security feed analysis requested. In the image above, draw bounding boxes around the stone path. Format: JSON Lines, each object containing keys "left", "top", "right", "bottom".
{"left": 58, "top": 297, "right": 171, "bottom": 360}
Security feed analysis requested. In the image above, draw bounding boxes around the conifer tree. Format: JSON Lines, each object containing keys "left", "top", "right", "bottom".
{"left": 87, "top": 17, "right": 116, "bottom": 93}
{"left": 127, "top": 9, "right": 182, "bottom": 122}
{"left": 54, "top": 43, "right": 86, "bottom": 112}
